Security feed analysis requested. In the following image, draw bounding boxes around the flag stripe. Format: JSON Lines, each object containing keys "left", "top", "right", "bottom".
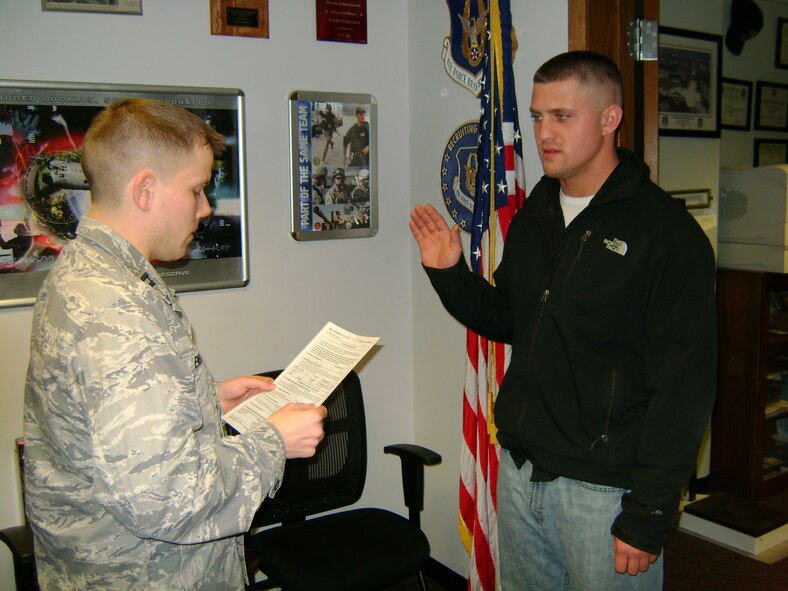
{"left": 459, "top": 1, "right": 525, "bottom": 590}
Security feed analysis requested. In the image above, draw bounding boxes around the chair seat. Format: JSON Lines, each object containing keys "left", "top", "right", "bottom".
{"left": 249, "top": 507, "right": 430, "bottom": 591}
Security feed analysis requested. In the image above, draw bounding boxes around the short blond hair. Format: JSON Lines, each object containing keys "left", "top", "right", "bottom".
{"left": 81, "top": 98, "right": 226, "bottom": 205}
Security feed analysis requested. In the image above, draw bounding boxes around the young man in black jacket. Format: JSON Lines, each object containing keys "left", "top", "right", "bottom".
{"left": 410, "top": 51, "right": 716, "bottom": 590}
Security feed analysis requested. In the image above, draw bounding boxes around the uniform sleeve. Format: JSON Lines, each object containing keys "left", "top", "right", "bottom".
{"left": 75, "top": 298, "right": 285, "bottom": 545}
{"left": 611, "top": 221, "right": 717, "bottom": 553}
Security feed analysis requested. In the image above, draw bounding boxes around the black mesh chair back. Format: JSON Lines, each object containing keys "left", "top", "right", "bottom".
{"left": 245, "top": 369, "right": 441, "bottom": 591}
{"left": 251, "top": 369, "right": 366, "bottom": 527}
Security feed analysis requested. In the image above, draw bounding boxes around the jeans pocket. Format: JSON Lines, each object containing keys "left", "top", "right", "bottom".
{"left": 574, "top": 480, "right": 627, "bottom": 494}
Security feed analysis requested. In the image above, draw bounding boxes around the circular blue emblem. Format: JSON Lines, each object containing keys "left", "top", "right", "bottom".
{"left": 441, "top": 121, "right": 478, "bottom": 233}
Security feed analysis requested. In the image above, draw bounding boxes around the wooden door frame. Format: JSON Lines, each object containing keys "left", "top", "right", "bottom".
{"left": 568, "top": 0, "right": 659, "bottom": 181}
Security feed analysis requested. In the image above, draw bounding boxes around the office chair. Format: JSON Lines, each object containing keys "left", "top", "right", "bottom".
{"left": 0, "top": 439, "right": 38, "bottom": 591}
{"left": 244, "top": 370, "right": 441, "bottom": 591}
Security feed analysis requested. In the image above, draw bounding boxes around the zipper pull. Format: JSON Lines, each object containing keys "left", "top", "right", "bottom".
{"left": 540, "top": 289, "right": 550, "bottom": 304}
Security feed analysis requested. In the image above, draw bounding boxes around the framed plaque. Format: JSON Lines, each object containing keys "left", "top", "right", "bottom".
{"left": 0, "top": 80, "right": 249, "bottom": 308}
{"left": 289, "top": 91, "right": 377, "bottom": 241}
{"left": 754, "top": 81, "right": 788, "bottom": 131}
{"left": 754, "top": 139, "right": 788, "bottom": 166}
{"left": 42, "top": 0, "right": 142, "bottom": 14}
{"left": 658, "top": 27, "right": 722, "bottom": 137}
{"left": 720, "top": 78, "right": 752, "bottom": 131}
{"left": 316, "top": 0, "right": 367, "bottom": 44}
{"left": 210, "top": 0, "right": 269, "bottom": 38}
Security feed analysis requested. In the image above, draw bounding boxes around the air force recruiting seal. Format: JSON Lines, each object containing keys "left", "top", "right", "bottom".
{"left": 442, "top": 0, "right": 488, "bottom": 96}
{"left": 441, "top": 121, "right": 479, "bottom": 232}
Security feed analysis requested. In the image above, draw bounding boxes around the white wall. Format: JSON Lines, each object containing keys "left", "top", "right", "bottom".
{"left": 0, "top": 0, "right": 568, "bottom": 586}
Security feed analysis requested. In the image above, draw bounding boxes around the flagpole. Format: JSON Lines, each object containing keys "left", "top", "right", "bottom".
{"left": 487, "top": 0, "right": 502, "bottom": 445}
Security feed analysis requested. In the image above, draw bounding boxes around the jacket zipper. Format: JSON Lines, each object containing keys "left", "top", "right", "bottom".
{"left": 515, "top": 229, "right": 593, "bottom": 443}
{"left": 590, "top": 369, "right": 617, "bottom": 451}
{"left": 561, "top": 229, "right": 592, "bottom": 284}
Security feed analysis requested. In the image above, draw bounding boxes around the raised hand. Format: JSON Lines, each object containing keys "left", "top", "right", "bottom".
{"left": 408, "top": 204, "right": 463, "bottom": 269}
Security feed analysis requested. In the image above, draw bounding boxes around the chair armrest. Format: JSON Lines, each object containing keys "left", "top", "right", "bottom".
{"left": 0, "top": 524, "right": 35, "bottom": 561}
{"left": 384, "top": 444, "right": 442, "bottom": 527}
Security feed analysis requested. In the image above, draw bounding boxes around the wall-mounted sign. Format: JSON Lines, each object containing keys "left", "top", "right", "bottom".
{"left": 289, "top": 91, "right": 377, "bottom": 241}
{"left": 316, "top": 0, "right": 367, "bottom": 44}
{"left": 442, "top": 0, "right": 488, "bottom": 96}
{"left": 440, "top": 121, "right": 479, "bottom": 232}
{"left": 210, "top": 0, "right": 269, "bottom": 38}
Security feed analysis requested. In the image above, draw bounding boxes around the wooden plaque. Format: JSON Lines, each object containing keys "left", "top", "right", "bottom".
{"left": 210, "top": 0, "right": 269, "bottom": 38}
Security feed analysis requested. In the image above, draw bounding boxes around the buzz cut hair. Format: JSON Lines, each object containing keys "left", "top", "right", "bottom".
{"left": 534, "top": 50, "right": 623, "bottom": 107}
{"left": 81, "top": 98, "right": 226, "bottom": 206}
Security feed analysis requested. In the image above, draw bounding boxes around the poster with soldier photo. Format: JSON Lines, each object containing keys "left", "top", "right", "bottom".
{"left": 289, "top": 90, "right": 377, "bottom": 240}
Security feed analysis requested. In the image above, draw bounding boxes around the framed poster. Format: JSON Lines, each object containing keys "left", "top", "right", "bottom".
{"left": 720, "top": 78, "right": 753, "bottom": 131}
{"left": 777, "top": 17, "right": 788, "bottom": 69}
{"left": 42, "top": 0, "right": 142, "bottom": 14}
{"left": 754, "top": 81, "right": 788, "bottom": 131}
{"left": 0, "top": 80, "right": 249, "bottom": 308}
{"left": 754, "top": 139, "right": 788, "bottom": 166}
{"left": 658, "top": 27, "right": 722, "bottom": 137}
{"left": 289, "top": 90, "right": 377, "bottom": 241}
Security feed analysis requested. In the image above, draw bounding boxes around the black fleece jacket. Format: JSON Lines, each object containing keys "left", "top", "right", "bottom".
{"left": 425, "top": 149, "right": 717, "bottom": 554}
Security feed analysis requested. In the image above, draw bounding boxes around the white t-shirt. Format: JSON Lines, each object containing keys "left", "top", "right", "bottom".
{"left": 559, "top": 190, "right": 594, "bottom": 227}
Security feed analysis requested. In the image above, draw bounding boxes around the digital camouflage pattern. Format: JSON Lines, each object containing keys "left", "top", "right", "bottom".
{"left": 24, "top": 218, "right": 286, "bottom": 590}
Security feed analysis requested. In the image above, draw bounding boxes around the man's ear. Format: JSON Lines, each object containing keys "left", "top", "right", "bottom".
{"left": 601, "top": 104, "right": 624, "bottom": 137}
{"left": 130, "top": 170, "right": 156, "bottom": 212}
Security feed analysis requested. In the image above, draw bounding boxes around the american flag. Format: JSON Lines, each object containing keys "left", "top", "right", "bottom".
{"left": 458, "top": 1, "right": 525, "bottom": 590}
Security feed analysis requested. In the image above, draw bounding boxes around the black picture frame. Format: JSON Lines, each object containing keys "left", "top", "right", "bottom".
{"left": 776, "top": 17, "right": 788, "bottom": 70}
{"left": 720, "top": 78, "right": 753, "bottom": 131}
{"left": 754, "top": 139, "right": 788, "bottom": 166}
{"left": 658, "top": 27, "right": 722, "bottom": 137}
{"left": 754, "top": 81, "right": 788, "bottom": 131}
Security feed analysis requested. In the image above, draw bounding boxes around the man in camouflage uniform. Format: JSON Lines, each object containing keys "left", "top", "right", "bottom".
{"left": 23, "top": 98, "right": 327, "bottom": 590}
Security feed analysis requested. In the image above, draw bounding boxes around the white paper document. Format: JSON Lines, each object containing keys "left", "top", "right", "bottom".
{"left": 223, "top": 322, "right": 379, "bottom": 433}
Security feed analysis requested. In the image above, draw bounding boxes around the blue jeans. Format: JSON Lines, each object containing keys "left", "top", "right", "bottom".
{"left": 497, "top": 451, "right": 663, "bottom": 591}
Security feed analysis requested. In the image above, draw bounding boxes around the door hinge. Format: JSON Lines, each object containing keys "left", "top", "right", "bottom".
{"left": 627, "top": 19, "right": 658, "bottom": 61}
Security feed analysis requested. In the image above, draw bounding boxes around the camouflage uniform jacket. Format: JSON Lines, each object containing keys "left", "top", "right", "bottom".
{"left": 24, "top": 218, "right": 286, "bottom": 590}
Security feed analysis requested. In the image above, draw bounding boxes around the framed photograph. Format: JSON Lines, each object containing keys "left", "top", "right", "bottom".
{"left": 42, "top": 0, "right": 143, "bottom": 15}
{"left": 668, "top": 189, "right": 712, "bottom": 210}
{"left": 754, "top": 139, "right": 788, "bottom": 166}
{"left": 289, "top": 90, "right": 377, "bottom": 241}
{"left": 658, "top": 27, "right": 722, "bottom": 137}
{"left": 776, "top": 18, "right": 788, "bottom": 69}
{"left": 720, "top": 78, "right": 753, "bottom": 131}
{"left": 754, "top": 81, "right": 788, "bottom": 131}
{"left": 0, "top": 80, "right": 249, "bottom": 308}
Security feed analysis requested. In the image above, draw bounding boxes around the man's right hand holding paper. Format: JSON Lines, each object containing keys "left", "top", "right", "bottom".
{"left": 268, "top": 403, "right": 328, "bottom": 458}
